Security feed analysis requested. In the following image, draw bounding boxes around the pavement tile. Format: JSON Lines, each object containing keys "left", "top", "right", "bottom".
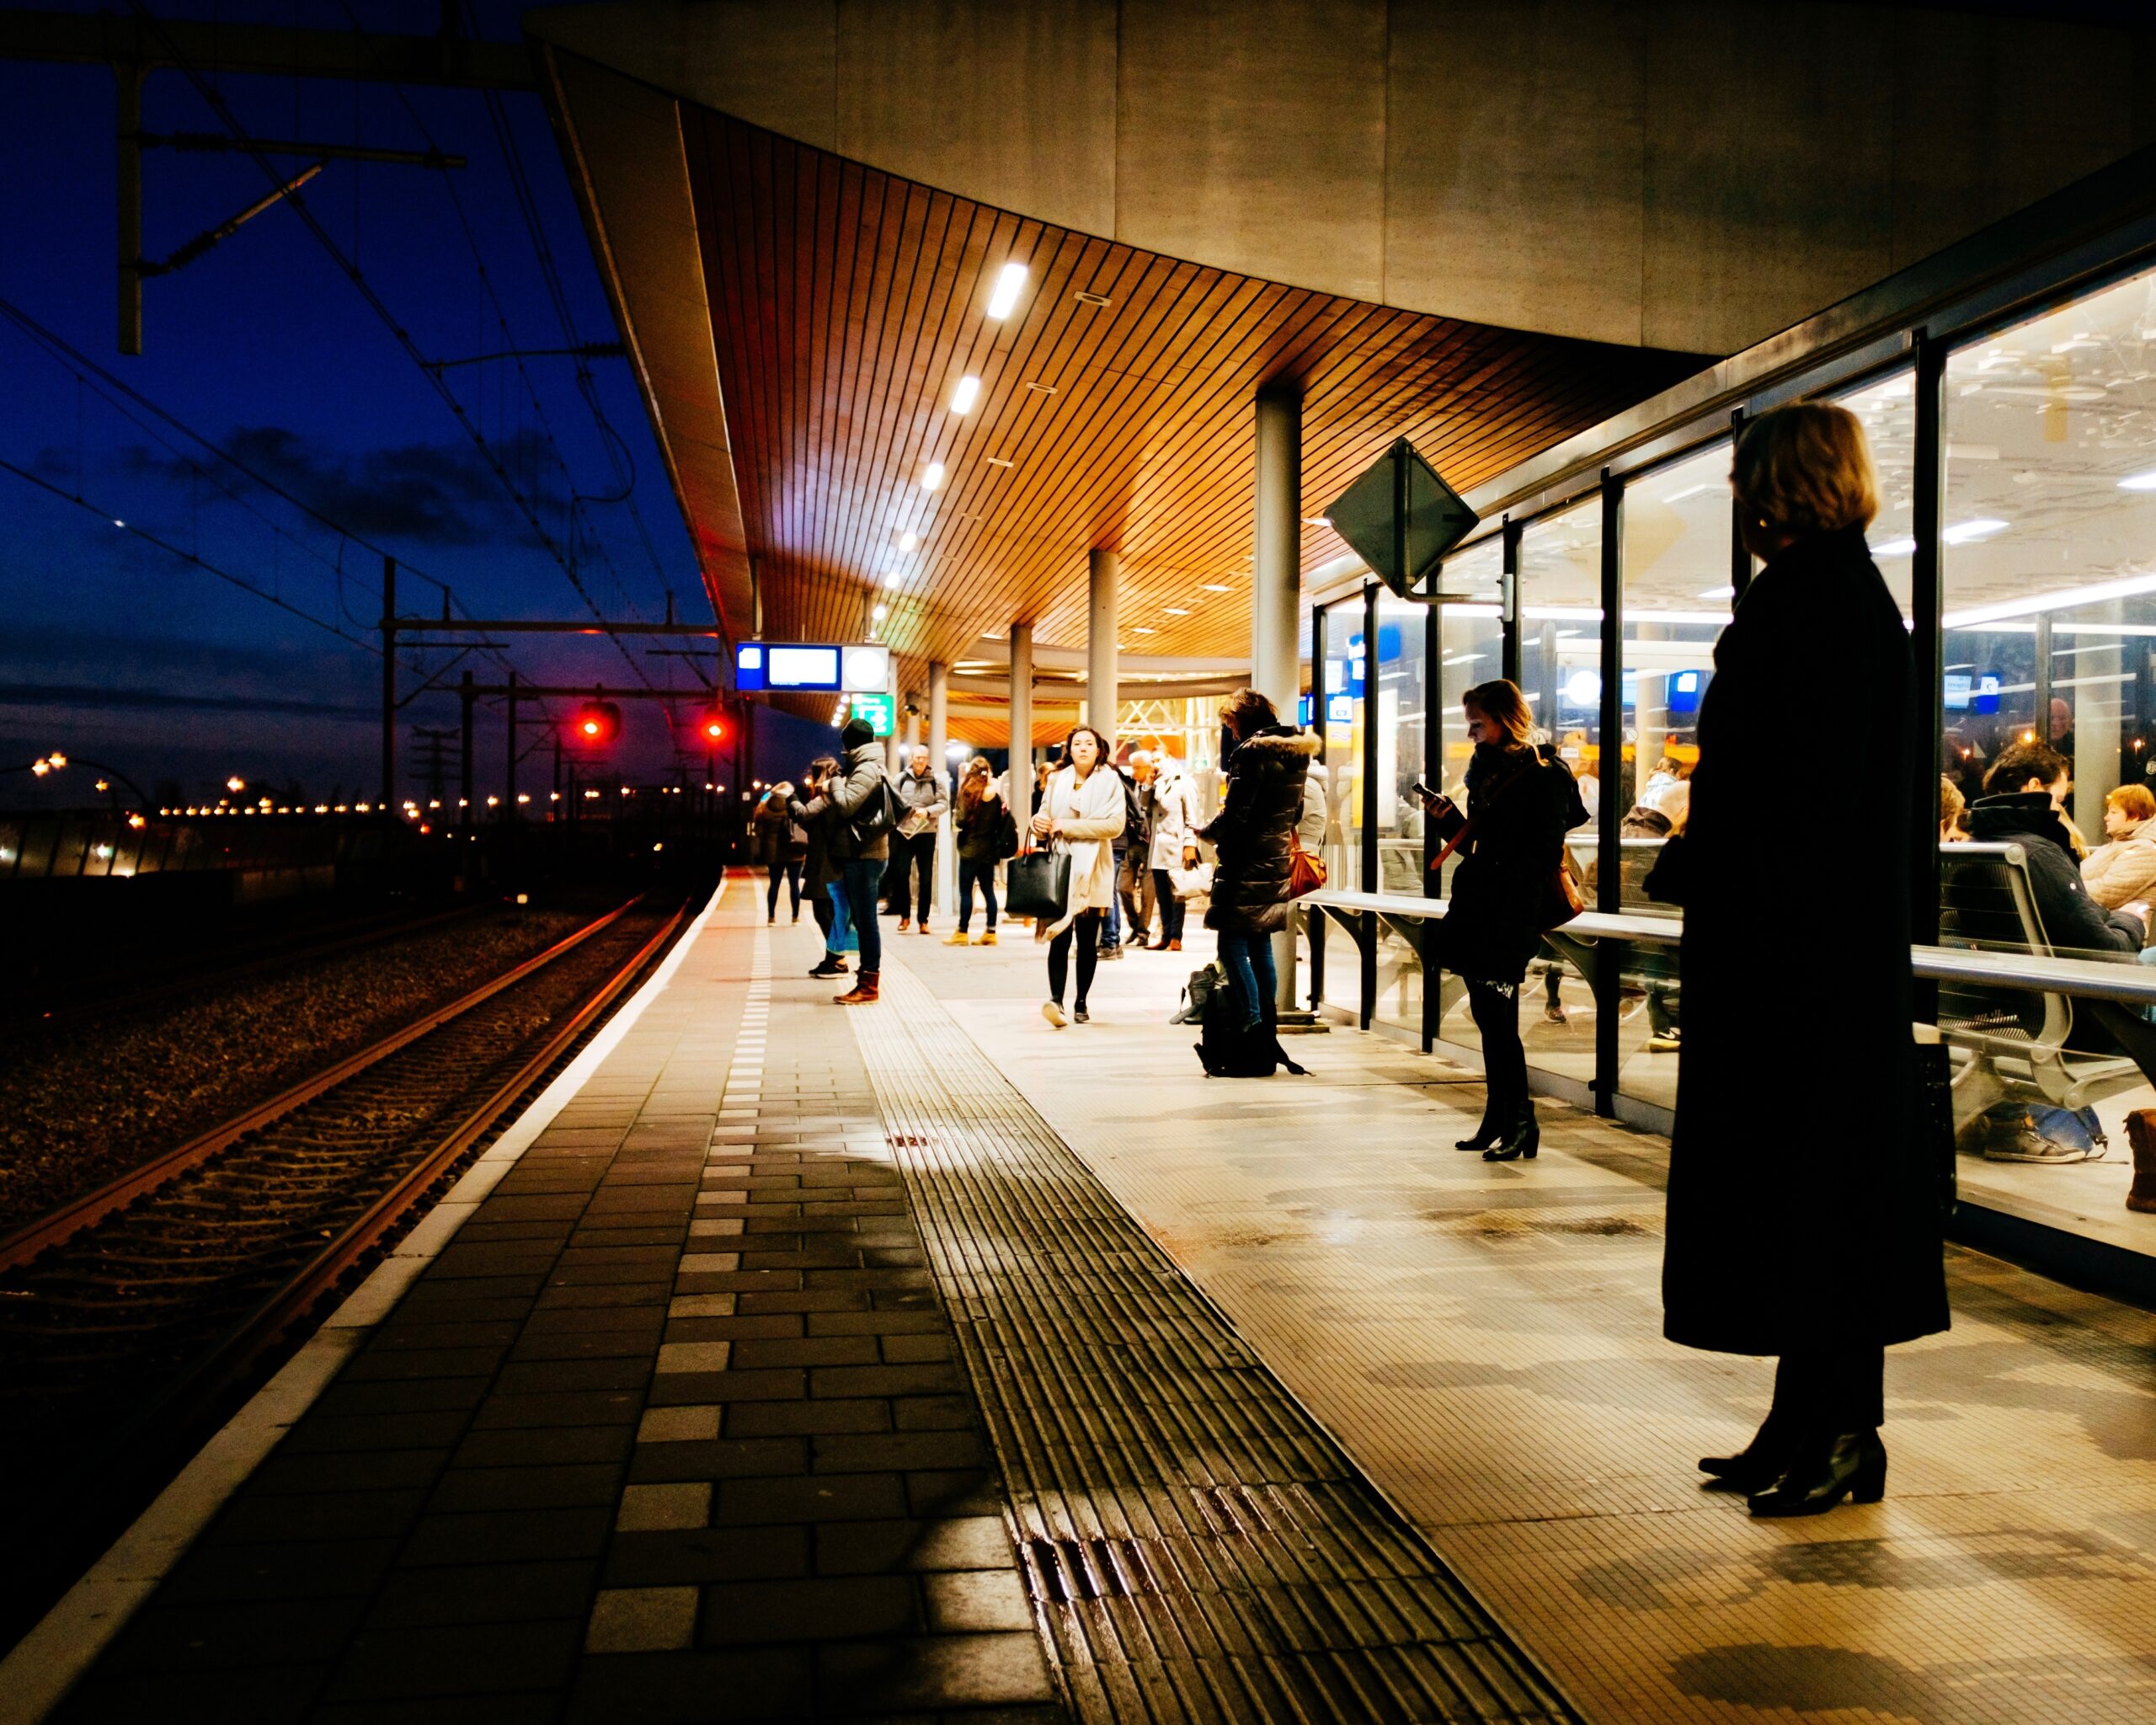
{"left": 425, "top": 1463, "right": 624, "bottom": 1513}
{"left": 399, "top": 1506, "right": 613, "bottom": 1566}
{"left": 696, "top": 1575, "right": 921, "bottom": 1646}
{"left": 922, "top": 1567, "right": 1035, "bottom": 1633}
{"left": 451, "top": 1425, "right": 635, "bottom": 1468}
{"left": 563, "top": 1648, "right": 814, "bottom": 1722}
{"left": 584, "top": 1586, "right": 698, "bottom": 1653}
{"left": 600, "top": 1524, "right": 812, "bottom": 1587}
{"left": 616, "top": 1480, "right": 712, "bottom": 1530}
{"left": 628, "top": 1437, "right": 809, "bottom": 1484}
{"left": 364, "top": 1559, "right": 598, "bottom": 1629}
{"left": 324, "top": 1620, "right": 582, "bottom": 1701}
{"left": 816, "top": 1632, "right": 1054, "bottom": 1710}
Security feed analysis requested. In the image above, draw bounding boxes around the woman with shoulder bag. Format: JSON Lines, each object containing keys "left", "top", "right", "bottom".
{"left": 1662, "top": 403, "right": 1946, "bottom": 1519}
{"left": 947, "top": 756, "right": 1006, "bottom": 946}
{"left": 1031, "top": 725, "right": 1125, "bottom": 1025}
{"left": 1198, "top": 689, "right": 1321, "bottom": 1036}
{"left": 1415, "top": 679, "right": 1587, "bottom": 1164}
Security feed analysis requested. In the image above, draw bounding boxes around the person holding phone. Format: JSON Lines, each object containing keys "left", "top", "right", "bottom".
{"left": 1416, "top": 680, "right": 1585, "bottom": 1163}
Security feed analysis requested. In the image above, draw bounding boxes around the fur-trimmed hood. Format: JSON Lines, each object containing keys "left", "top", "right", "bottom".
{"left": 1229, "top": 727, "right": 1322, "bottom": 763}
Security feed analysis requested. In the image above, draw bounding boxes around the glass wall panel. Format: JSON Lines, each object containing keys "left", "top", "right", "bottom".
{"left": 1434, "top": 533, "right": 1505, "bottom": 809}
{"left": 1319, "top": 601, "right": 1366, "bottom": 891}
{"left": 1833, "top": 366, "right": 1917, "bottom": 620}
{"left": 1453, "top": 498, "right": 1600, "bottom": 1091}
{"left": 1940, "top": 263, "right": 2156, "bottom": 1227}
{"left": 1369, "top": 595, "right": 1430, "bottom": 1035}
{"left": 1612, "top": 440, "right": 1731, "bottom": 1110}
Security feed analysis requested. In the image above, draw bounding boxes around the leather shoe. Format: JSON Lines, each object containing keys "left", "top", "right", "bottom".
{"left": 1700, "top": 1411, "right": 1796, "bottom": 1494}
{"left": 1748, "top": 1429, "right": 1886, "bottom": 1517}
{"left": 1482, "top": 1104, "right": 1540, "bottom": 1162}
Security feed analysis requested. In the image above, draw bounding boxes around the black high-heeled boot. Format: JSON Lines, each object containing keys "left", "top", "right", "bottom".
{"left": 1455, "top": 1089, "right": 1502, "bottom": 1153}
{"left": 1699, "top": 1408, "right": 1797, "bottom": 1494}
{"left": 1747, "top": 1429, "right": 1886, "bottom": 1517}
{"left": 1482, "top": 1096, "right": 1539, "bottom": 1162}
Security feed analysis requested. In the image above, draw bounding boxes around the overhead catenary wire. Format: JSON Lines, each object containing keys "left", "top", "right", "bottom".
{"left": 118, "top": 0, "right": 658, "bottom": 702}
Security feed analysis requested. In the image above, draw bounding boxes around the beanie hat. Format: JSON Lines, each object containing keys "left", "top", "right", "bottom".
{"left": 841, "top": 716, "right": 875, "bottom": 750}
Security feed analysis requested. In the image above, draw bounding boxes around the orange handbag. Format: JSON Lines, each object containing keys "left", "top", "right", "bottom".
{"left": 1287, "top": 837, "right": 1326, "bottom": 899}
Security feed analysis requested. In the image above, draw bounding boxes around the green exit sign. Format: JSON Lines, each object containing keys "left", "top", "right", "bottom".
{"left": 846, "top": 691, "right": 895, "bottom": 737}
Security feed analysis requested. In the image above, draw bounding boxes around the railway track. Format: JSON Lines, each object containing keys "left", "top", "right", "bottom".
{"left": 0, "top": 891, "right": 691, "bottom": 1646}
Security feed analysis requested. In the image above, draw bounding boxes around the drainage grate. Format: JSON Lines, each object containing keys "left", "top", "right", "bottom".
{"left": 851, "top": 967, "right": 1580, "bottom": 1725}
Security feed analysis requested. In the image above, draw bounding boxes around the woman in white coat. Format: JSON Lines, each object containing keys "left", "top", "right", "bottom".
{"left": 1145, "top": 754, "right": 1203, "bottom": 951}
{"left": 1032, "top": 724, "right": 1125, "bottom": 1025}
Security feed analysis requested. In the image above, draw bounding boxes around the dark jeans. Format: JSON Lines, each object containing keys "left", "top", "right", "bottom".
{"left": 766, "top": 857, "right": 803, "bottom": 918}
{"left": 958, "top": 859, "right": 998, "bottom": 932}
{"left": 1150, "top": 869, "right": 1186, "bottom": 943}
{"left": 1218, "top": 929, "right": 1277, "bottom": 1031}
{"left": 1102, "top": 848, "right": 1123, "bottom": 946}
{"left": 842, "top": 857, "right": 887, "bottom": 971}
{"left": 811, "top": 882, "right": 835, "bottom": 949}
{"left": 1770, "top": 1347, "right": 1886, "bottom": 1434}
{"left": 889, "top": 832, "right": 936, "bottom": 922}
{"left": 1047, "top": 910, "right": 1103, "bottom": 1007}
{"left": 1466, "top": 979, "right": 1530, "bottom": 1123}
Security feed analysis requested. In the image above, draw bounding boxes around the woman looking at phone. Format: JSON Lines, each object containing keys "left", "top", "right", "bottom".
{"left": 1416, "top": 680, "right": 1586, "bottom": 1162}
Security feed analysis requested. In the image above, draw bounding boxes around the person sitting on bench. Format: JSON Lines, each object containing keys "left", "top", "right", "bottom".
{"left": 1963, "top": 741, "right": 2143, "bottom": 959}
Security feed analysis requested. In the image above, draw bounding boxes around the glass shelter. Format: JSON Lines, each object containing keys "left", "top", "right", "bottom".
{"left": 1301, "top": 175, "right": 2156, "bottom": 1269}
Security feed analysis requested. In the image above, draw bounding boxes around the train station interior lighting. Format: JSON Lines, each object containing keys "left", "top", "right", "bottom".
{"left": 2121, "top": 468, "right": 2156, "bottom": 490}
{"left": 950, "top": 375, "right": 980, "bottom": 414}
{"left": 873, "top": 604, "right": 889, "bottom": 621}
{"left": 921, "top": 461, "right": 946, "bottom": 491}
{"left": 898, "top": 531, "right": 919, "bottom": 551}
{"left": 985, "top": 261, "right": 1027, "bottom": 320}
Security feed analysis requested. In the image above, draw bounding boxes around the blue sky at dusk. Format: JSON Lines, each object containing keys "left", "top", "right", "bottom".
{"left": 0, "top": 1, "right": 792, "bottom": 809}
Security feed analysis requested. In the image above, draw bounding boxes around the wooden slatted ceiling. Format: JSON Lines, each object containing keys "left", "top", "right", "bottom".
{"left": 685, "top": 108, "right": 1702, "bottom": 711}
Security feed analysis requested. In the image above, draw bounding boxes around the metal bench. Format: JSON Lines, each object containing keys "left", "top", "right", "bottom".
{"left": 1938, "top": 840, "right": 2156, "bottom": 1119}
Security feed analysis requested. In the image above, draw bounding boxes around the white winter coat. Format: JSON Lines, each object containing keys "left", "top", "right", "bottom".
{"left": 1034, "top": 763, "right": 1125, "bottom": 936}
{"left": 1145, "top": 766, "right": 1201, "bottom": 871}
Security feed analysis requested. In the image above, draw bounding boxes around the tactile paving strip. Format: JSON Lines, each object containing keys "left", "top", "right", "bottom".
{"left": 851, "top": 964, "right": 1578, "bottom": 1725}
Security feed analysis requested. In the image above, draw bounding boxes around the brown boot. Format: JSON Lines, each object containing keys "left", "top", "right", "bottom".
{"left": 836, "top": 970, "right": 880, "bottom": 1006}
{"left": 2128, "top": 1110, "right": 2156, "bottom": 1211}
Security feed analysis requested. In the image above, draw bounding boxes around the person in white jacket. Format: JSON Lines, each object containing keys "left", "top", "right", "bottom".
{"left": 1030, "top": 724, "right": 1125, "bottom": 1025}
{"left": 2084, "top": 782, "right": 2156, "bottom": 914}
{"left": 1145, "top": 753, "right": 1203, "bottom": 951}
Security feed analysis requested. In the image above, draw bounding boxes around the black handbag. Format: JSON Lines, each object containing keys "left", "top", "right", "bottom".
{"left": 1005, "top": 848, "right": 1071, "bottom": 921}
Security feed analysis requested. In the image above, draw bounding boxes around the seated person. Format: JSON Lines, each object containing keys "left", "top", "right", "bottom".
{"left": 1961, "top": 740, "right": 2143, "bottom": 957}
{"left": 1940, "top": 775, "right": 1969, "bottom": 842}
{"left": 2083, "top": 782, "right": 2156, "bottom": 913}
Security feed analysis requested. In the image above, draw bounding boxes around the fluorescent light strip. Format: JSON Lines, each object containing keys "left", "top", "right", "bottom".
{"left": 1943, "top": 569, "right": 2156, "bottom": 629}
{"left": 921, "top": 461, "right": 945, "bottom": 491}
{"left": 949, "top": 376, "right": 980, "bottom": 414}
{"left": 985, "top": 261, "right": 1027, "bottom": 320}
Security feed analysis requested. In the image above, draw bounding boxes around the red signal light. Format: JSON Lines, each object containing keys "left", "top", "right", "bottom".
{"left": 702, "top": 713, "right": 726, "bottom": 741}
{"left": 570, "top": 699, "right": 621, "bottom": 747}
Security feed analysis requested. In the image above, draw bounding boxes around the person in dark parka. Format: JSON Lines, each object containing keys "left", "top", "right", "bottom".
{"left": 1657, "top": 403, "right": 1949, "bottom": 1518}
{"left": 1417, "top": 679, "right": 1588, "bottom": 1164}
{"left": 1198, "top": 688, "right": 1321, "bottom": 1033}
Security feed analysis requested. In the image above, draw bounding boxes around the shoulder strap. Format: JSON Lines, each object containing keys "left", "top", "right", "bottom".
{"left": 1428, "top": 761, "right": 1532, "bottom": 872}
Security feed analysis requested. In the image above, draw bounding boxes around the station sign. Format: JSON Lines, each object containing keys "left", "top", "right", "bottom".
{"left": 843, "top": 690, "right": 896, "bottom": 738}
{"left": 734, "top": 641, "right": 889, "bottom": 694}
{"left": 1326, "top": 437, "right": 1480, "bottom": 601}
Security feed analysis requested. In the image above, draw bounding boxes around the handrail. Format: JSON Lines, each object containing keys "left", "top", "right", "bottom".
{"left": 1304, "top": 885, "right": 2156, "bottom": 1007}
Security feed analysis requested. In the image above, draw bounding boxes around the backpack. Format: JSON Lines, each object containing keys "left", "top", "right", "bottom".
{"left": 1116, "top": 768, "right": 1143, "bottom": 846}
{"left": 849, "top": 776, "right": 902, "bottom": 846}
{"left": 994, "top": 802, "right": 1021, "bottom": 859}
{"left": 1193, "top": 964, "right": 1306, "bottom": 1079}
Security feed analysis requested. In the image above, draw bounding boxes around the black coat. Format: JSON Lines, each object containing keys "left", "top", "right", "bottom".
{"left": 1199, "top": 728, "right": 1320, "bottom": 936}
{"left": 1662, "top": 526, "right": 1949, "bottom": 1356}
{"left": 1437, "top": 745, "right": 1587, "bottom": 985}
{"left": 1958, "top": 793, "right": 2144, "bottom": 957}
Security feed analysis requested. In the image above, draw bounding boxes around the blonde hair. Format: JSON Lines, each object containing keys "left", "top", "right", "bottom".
{"left": 2107, "top": 782, "right": 2156, "bottom": 822}
{"left": 1732, "top": 403, "right": 1879, "bottom": 537}
{"left": 1462, "top": 679, "right": 1534, "bottom": 750}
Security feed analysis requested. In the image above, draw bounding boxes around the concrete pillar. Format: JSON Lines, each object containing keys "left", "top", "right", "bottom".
{"left": 1254, "top": 383, "right": 1303, "bottom": 1013}
{"left": 928, "top": 660, "right": 951, "bottom": 913}
{"left": 1087, "top": 548, "right": 1118, "bottom": 745}
{"left": 1009, "top": 622, "right": 1034, "bottom": 809}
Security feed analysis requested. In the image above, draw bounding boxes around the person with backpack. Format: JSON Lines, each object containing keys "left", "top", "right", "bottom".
{"left": 1198, "top": 689, "right": 1320, "bottom": 1049}
{"left": 947, "top": 756, "right": 1013, "bottom": 945}
{"left": 790, "top": 716, "right": 894, "bottom": 1004}
{"left": 792, "top": 757, "right": 850, "bottom": 979}
{"left": 1032, "top": 724, "right": 1125, "bottom": 1025}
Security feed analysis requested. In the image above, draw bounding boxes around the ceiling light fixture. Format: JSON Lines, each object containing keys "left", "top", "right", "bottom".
{"left": 1301, "top": 515, "right": 1331, "bottom": 527}
{"left": 2120, "top": 468, "right": 2156, "bottom": 491}
{"left": 984, "top": 456, "right": 1014, "bottom": 469}
{"left": 950, "top": 376, "right": 981, "bottom": 414}
{"left": 1163, "top": 607, "right": 1190, "bottom": 616}
{"left": 1942, "top": 517, "right": 2009, "bottom": 545}
{"left": 1201, "top": 583, "right": 1231, "bottom": 592}
{"left": 1132, "top": 627, "right": 1155, "bottom": 634}
{"left": 921, "top": 461, "right": 946, "bottom": 491}
{"left": 1696, "top": 585, "right": 1735, "bottom": 600}
{"left": 1945, "top": 569, "right": 2156, "bottom": 630}
{"left": 1072, "top": 289, "right": 1111, "bottom": 307}
{"left": 898, "top": 531, "right": 919, "bottom": 552}
{"left": 986, "top": 261, "right": 1027, "bottom": 320}
{"left": 1662, "top": 482, "right": 1719, "bottom": 504}
{"left": 873, "top": 604, "right": 889, "bottom": 620}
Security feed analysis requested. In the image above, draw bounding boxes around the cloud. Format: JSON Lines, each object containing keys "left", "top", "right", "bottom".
{"left": 115, "top": 425, "right": 552, "bottom": 547}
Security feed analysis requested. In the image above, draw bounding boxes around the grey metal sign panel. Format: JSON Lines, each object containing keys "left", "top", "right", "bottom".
{"left": 1326, "top": 438, "right": 1480, "bottom": 599}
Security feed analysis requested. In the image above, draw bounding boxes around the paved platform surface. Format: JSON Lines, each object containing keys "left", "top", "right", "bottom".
{"left": 904, "top": 913, "right": 2156, "bottom": 1724}
{"left": 31, "top": 879, "right": 2156, "bottom": 1723}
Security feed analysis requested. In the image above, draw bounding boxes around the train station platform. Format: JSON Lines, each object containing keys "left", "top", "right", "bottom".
{"left": 16, "top": 875, "right": 2156, "bottom": 1724}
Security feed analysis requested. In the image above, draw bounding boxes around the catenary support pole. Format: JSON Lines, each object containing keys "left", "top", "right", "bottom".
{"left": 380, "top": 556, "right": 397, "bottom": 813}
{"left": 504, "top": 670, "right": 518, "bottom": 819}
{"left": 459, "top": 670, "right": 474, "bottom": 830}
{"left": 1087, "top": 550, "right": 1119, "bottom": 745}
{"left": 116, "top": 64, "right": 142, "bottom": 355}
{"left": 1253, "top": 382, "right": 1303, "bottom": 1015}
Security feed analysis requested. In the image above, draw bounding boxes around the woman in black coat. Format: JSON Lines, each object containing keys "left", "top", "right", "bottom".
{"left": 1659, "top": 403, "right": 1948, "bottom": 1517}
{"left": 1198, "top": 688, "right": 1321, "bottom": 1033}
{"left": 1418, "top": 679, "right": 1587, "bottom": 1163}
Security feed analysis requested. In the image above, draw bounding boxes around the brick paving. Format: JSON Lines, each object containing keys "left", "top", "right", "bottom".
{"left": 51, "top": 897, "right": 1059, "bottom": 1724}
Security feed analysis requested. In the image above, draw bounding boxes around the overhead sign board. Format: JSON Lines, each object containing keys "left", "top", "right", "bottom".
{"left": 1326, "top": 437, "right": 1480, "bottom": 600}
{"left": 844, "top": 690, "right": 896, "bottom": 737}
{"left": 735, "top": 641, "right": 890, "bottom": 694}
